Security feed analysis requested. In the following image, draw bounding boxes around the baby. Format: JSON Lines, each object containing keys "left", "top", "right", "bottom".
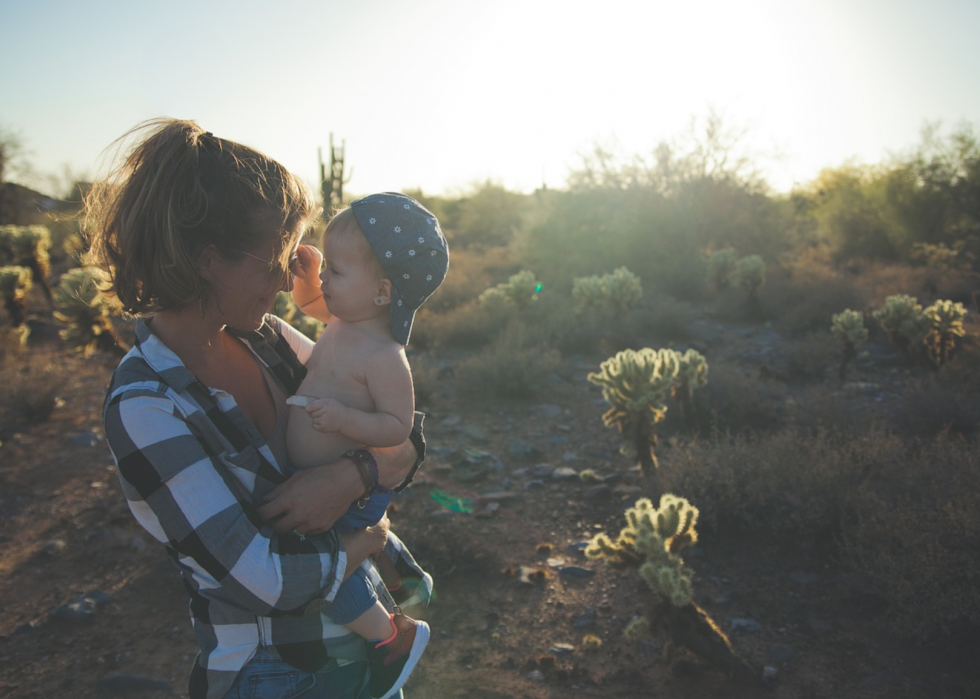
{"left": 287, "top": 192, "right": 448, "bottom": 699}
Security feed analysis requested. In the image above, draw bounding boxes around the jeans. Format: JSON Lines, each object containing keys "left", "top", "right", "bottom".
{"left": 223, "top": 647, "right": 402, "bottom": 699}
{"left": 324, "top": 565, "right": 378, "bottom": 625}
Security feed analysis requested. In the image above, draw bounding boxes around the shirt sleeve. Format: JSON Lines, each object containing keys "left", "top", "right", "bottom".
{"left": 104, "top": 386, "right": 346, "bottom": 614}
{"left": 273, "top": 314, "right": 315, "bottom": 366}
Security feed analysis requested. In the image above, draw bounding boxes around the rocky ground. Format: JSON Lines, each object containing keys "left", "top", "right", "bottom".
{"left": 0, "top": 316, "right": 977, "bottom": 698}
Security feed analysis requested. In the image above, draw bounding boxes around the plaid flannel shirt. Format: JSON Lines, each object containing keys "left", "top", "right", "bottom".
{"left": 103, "top": 316, "right": 428, "bottom": 699}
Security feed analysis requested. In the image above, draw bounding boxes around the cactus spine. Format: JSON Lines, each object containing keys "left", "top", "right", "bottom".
{"left": 588, "top": 347, "right": 678, "bottom": 471}
{"left": 831, "top": 309, "right": 868, "bottom": 382}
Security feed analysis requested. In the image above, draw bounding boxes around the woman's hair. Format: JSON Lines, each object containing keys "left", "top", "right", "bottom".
{"left": 85, "top": 118, "right": 319, "bottom": 315}
{"left": 323, "top": 207, "right": 386, "bottom": 281}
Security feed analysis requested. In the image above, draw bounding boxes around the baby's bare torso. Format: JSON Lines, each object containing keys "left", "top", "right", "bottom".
{"left": 287, "top": 323, "right": 384, "bottom": 469}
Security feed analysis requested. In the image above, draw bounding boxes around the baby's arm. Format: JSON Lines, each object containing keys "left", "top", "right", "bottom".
{"left": 302, "top": 347, "right": 415, "bottom": 447}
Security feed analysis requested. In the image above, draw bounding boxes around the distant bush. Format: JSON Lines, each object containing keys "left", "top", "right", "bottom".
{"left": 572, "top": 267, "right": 642, "bottom": 314}
{"left": 453, "top": 322, "right": 561, "bottom": 399}
{"left": 53, "top": 266, "right": 127, "bottom": 355}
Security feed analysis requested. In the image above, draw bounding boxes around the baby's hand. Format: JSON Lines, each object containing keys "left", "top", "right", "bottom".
{"left": 292, "top": 244, "right": 323, "bottom": 287}
{"left": 305, "top": 397, "right": 349, "bottom": 433}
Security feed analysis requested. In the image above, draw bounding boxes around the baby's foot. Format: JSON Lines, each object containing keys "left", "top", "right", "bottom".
{"left": 365, "top": 613, "right": 429, "bottom": 699}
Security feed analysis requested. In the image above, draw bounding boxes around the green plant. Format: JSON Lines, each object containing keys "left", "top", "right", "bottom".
{"left": 572, "top": 267, "right": 642, "bottom": 314}
{"left": 923, "top": 299, "right": 968, "bottom": 366}
{"left": 478, "top": 269, "right": 542, "bottom": 309}
{"left": 733, "top": 254, "right": 765, "bottom": 303}
{"left": 830, "top": 309, "right": 868, "bottom": 383}
{"left": 53, "top": 266, "right": 128, "bottom": 355}
{"left": 670, "top": 348, "right": 708, "bottom": 432}
{"left": 0, "top": 264, "right": 32, "bottom": 326}
{"left": 588, "top": 347, "right": 679, "bottom": 473}
{"left": 0, "top": 225, "right": 52, "bottom": 302}
{"left": 587, "top": 494, "right": 756, "bottom": 681}
{"left": 453, "top": 322, "right": 561, "bottom": 399}
{"left": 872, "top": 294, "right": 929, "bottom": 359}
{"left": 706, "top": 249, "right": 737, "bottom": 290}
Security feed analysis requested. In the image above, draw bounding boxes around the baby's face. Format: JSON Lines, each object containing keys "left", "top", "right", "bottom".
{"left": 318, "top": 234, "right": 385, "bottom": 322}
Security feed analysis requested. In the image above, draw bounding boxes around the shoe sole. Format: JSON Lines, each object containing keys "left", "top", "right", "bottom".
{"left": 374, "top": 620, "right": 430, "bottom": 699}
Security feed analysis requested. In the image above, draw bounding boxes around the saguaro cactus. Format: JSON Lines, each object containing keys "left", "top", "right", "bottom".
{"left": 831, "top": 309, "right": 868, "bottom": 383}
{"left": 872, "top": 294, "right": 929, "bottom": 360}
{"left": 587, "top": 495, "right": 757, "bottom": 682}
{"left": 923, "top": 299, "right": 968, "bottom": 367}
{"left": 671, "top": 348, "right": 708, "bottom": 431}
{"left": 53, "top": 266, "right": 128, "bottom": 355}
{"left": 588, "top": 348, "right": 679, "bottom": 472}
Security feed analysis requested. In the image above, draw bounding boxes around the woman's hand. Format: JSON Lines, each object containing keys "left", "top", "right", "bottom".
{"left": 257, "top": 457, "right": 363, "bottom": 536}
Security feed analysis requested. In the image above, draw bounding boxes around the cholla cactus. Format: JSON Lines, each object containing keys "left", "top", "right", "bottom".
{"left": 53, "top": 266, "right": 128, "bottom": 355}
{"left": 924, "top": 299, "right": 968, "bottom": 366}
{"left": 872, "top": 294, "right": 929, "bottom": 359}
{"left": 572, "top": 267, "right": 642, "bottom": 314}
{"left": 733, "top": 255, "right": 765, "bottom": 301}
{"left": 707, "top": 249, "right": 737, "bottom": 290}
{"left": 831, "top": 309, "right": 868, "bottom": 382}
{"left": 588, "top": 348, "right": 679, "bottom": 471}
{"left": 479, "top": 270, "right": 541, "bottom": 309}
{"left": 0, "top": 265, "right": 33, "bottom": 326}
{"left": 671, "top": 348, "right": 708, "bottom": 431}
{"left": 587, "top": 494, "right": 699, "bottom": 606}
{"left": 586, "top": 494, "right": 757, "bottom": 681}
{"left": 0, "top": 225, "right": 53, "bottom": 302}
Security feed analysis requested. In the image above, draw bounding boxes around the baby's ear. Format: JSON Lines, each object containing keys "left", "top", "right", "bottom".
{"left": 377, "top": 278, "right": 392, "bottom": 305}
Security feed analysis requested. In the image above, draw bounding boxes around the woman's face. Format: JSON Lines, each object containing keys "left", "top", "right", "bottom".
{"left": 204, "top": 220, "right": 300, "bottom": 331}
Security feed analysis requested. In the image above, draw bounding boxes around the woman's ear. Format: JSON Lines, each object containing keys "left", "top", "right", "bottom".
{"left": 197, "top": 244, "right": 220, "bottom": 277}
{"left": 377, "top": 278, "right": 392, "bottom": 306}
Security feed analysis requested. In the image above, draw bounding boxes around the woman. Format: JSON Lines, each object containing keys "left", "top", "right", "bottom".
{"left": 86, "top": 119, "right": 429, "bottom": 699}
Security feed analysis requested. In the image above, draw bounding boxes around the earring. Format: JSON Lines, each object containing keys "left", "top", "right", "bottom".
{"left": 375, "top": 298, "right": 384, "bottom": 305}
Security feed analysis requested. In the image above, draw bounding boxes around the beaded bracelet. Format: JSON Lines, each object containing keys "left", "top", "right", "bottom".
{"left": 344, "top": 449, "right": 388, "bottom": 508}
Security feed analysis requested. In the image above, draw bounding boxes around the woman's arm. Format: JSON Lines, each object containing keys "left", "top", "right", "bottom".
{"left": 105, "top": 388, "right": 349, "bottom": 613}
{"left": 257, "top": 430, "right": 422, "bottom": 536}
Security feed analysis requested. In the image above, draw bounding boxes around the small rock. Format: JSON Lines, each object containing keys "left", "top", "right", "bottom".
{"left": 95, "top": 673, "right": 174, "bottom": 694}
{"left": 561, "top": 452, "right": 578, "bottom": 463}
{"left": 531, "top": 464, "right": 555, "bottom": 478}
{"left": 70, "top": 430, "right": 102, "bottom": 447}
{"left": 527, "top": 669, "right": 546, "bottom": 682}
{"left": 546, "top": 557, "right": 566, "bottom": 568}
{"left": 567, "top": 541, "right": 590, "bottom": 556}
{"left": 559, "top": 566, "right": 595, "bottom": 580}
{"left": 574, "top": 608, "right": 597, "bottom": 629}
{"left": 41, "top": 540, "right": 67, "bottom": 556}
{"left": 549, "top": 643, "right": 575, "bottom": 657}
{"left": 524, "top": 480, "right": 546, "bottom": 491}
{"left": 584, "top": 486, "right": 611, "bottom": 501}
{"left": 763, "top": 665, "right": 778, "bottom": 680}
{"left": 766, "top": 645, "right": 795, "bottom": 665}
{"left": 509, "top": 439, "right": 540, "bottom": 461}
{"left": 729, "top": 618, "right": 762, "bottom": 634}
{"left": 551, "top": 467, "right": 578, "bottom": 480}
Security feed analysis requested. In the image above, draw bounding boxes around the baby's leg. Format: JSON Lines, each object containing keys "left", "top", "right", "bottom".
{"left": 346, "top": 601, "right": 397, "bottom": 641}
{"left": 373, "top": 552, "right": 403, "bottom": 591}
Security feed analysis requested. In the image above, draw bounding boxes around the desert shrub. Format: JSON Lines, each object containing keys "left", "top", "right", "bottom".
{"left": 642, "top": 295, "right": 698, "bottom": 343}
{"left": 0, "top": 225, "right": 52, "bottom": 295}
{"left": 778, "top": 330, "right": 837, "bottom": 383}
{"left": 872, "top": 294, "right": 930, "bottom": 360}
{"left": 841, "top": 431, "right": 980, "bottom": 642}
{"left": 733, "top": 254, "right": 766, "bottom": 301}
{"left": 0, "top": 351, "right": 63, "bottom": 425}
{"left": 784, "top": 383, "right": 881, "bottom": 437}
{"left": 661, "top": 427, "right": 895, "bottom": 546}
{"left": 692, "top": 362, "right": 787, "bottom": 434}
{"left": 414, "top": 295, "right": 520, "bottom": 350}
{"left": 408, "top": 352, "right": 443, "bottom": 407}
{"left": 453, "top": 322, "right": 561, "bottom": 399}
{"left": 761, "top": 253, "right": 867, "bottom": 333}
{"left": 894, "top": 365, "right": 980, "bottom": 437}
{"left": 425, "top": 245, "right": 516, "bottom": 312}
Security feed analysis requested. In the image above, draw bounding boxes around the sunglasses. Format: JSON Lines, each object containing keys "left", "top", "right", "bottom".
{"left": 241, "top": 249, "right": 301, "bottom": 274}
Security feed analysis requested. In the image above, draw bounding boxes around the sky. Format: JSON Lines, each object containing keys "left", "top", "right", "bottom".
{"left": 2, "top": 0, "right": 979, "bottom": 198}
